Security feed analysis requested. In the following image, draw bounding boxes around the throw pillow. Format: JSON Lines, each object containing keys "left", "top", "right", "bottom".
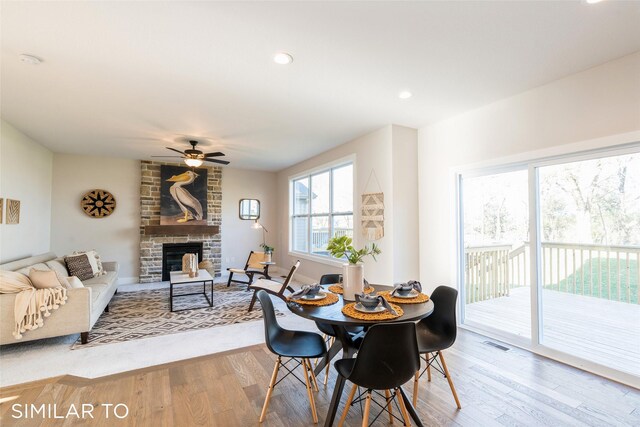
{"left": 29, "top": 269, "right": 65, "bottom": 289}
{"left": 46, "top": 258, "right": 70, "bottom": 277}
{"left": 72, "top": 250, "right": 106, "bottom": 277}
{"left": 65, "top": 254, "right": 94, "bottom": 281}
{"left": 66, "top": 276, "right": 85, "bottom": 289}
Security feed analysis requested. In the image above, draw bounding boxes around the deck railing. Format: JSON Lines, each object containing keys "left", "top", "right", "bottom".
{"left": 465, "top": 242, "right": 640, "bottom": 304}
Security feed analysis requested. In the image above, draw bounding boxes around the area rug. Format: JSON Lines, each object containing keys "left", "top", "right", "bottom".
{"left": 72, "top": 282, "right": 281, "bottom": 349}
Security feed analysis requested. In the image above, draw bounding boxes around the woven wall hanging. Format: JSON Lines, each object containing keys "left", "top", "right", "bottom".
{"left": 361, "top": 169, "right": 384, "bottom": 241}
{"left": 81, "top": 189, "right": 116, "bottom": 218}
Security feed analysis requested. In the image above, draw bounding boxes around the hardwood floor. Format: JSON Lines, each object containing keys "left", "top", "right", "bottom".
{"left": 1, "top": 329, "right": 638, "bottom": 426}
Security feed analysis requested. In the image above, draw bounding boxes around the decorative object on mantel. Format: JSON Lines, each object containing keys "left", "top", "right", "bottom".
{"left": 80, "top": 189, "right": 116, "bottom": 218}
{"left": 182, "top": 253, "right": 199, "bottom": 277}
{"left": 361, "top": 169, "right": 385, "bottom": 240}
{"left": 6, "top": 199, "right": 20, "bottom": 224}
{"left": 160, "top": 165, "right": 208, "bottom": 225}
{"left": 326, "top": 235, "right": 381, "bottom": 301}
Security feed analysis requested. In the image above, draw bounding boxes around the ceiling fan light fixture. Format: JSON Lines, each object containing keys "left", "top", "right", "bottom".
{"left": 184, "top": 158, "right": 203, "bottom": 167}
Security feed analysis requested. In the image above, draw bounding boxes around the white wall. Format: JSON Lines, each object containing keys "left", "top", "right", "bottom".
{"left": 221, "top": 168, "right": 277, "bottom": 273}
{"left": 418, "top": 52, "right": 640, "bottom": 292}
{"left": 276, "top": 125, "right": 420, "bottom": 284}
{"left": 0, "top": 120, "right": 53, "bottom": 262}
{"left": 50, "top": 154, "right": 141, "bottom": 282}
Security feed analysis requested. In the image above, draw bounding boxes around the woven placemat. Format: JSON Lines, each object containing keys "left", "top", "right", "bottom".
{"left": 342, "top": 302, "right": 404, "bottom": 320}
{"left": 288, "top": 292, "right": 339, "bottom": 306}
{"left": 379, "top": 290, "right": 430, "bottom": 304}
{"left": 327, "top": 284, "right": 375, "bottom": 295}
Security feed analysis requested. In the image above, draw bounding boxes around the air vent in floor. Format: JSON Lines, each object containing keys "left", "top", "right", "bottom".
{"left": 483, "top": 341, "right": 510, "bottom": 351}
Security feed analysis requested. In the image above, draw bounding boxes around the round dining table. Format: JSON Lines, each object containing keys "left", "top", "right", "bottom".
{"left": 287, "top": 284, "right": 434, "bottom": 427}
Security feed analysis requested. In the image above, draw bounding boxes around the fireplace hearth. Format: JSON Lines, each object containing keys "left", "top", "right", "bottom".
{"left": 162, "top": 242, "right": 203, "bottom": 281}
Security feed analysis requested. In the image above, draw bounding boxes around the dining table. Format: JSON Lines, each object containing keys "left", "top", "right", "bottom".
{"left": 287, "top": 283, "right": 434, "bottom": 427}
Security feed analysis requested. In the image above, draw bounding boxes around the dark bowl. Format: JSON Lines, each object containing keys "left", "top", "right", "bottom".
{"left": 396, "top": 287, "right": 414, "bottom": 296}
{"left": 359, "top": 299, "right": 380, "bottom": 309}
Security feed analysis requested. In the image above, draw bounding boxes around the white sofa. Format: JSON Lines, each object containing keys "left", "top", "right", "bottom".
{"left": 0, "top": 252, "right": 119, "bottom": 345}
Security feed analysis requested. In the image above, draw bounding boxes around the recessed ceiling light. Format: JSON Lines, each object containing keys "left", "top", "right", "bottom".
{"left": 398, "top": 91, "right": 412, "bottom": 99}
{"left": 273, "top": 52, "right": 293, "bottom": 65}
{"left": 585, "top": 0, "right": 604, "bottom": 3}
{"left": 19, "top": 54, "right": 42, "bottom": 65}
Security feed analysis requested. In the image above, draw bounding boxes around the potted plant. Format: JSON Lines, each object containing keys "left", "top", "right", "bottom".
{"left": 326, "top": 236, "right": 381, "bottom": 301}
{"left": 260, "top": 243, "right": 274, "bottom": 262}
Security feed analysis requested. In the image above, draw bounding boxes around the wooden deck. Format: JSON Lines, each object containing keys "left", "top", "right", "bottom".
{"left": 465, "top": 287, "right": 640, "bottom": 376}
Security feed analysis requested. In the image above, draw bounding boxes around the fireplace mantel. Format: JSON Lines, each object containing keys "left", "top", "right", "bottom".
{"left": 144, "top": 225, "right": 220, "bottom": 236}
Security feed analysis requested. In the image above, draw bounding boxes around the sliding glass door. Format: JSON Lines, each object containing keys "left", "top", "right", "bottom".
{"left": 458, "top": 147, "right": 640, "bottom": 379}
{"left": 460, "top": 168, "right": 531, "bottom": 339}
{"left": 538, "top": 152, "right": 640, "bottom": 377}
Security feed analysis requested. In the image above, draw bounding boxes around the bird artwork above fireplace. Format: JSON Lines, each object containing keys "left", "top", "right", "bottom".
{"left": 160, "top": 165, "right": 208, "bottom": 225}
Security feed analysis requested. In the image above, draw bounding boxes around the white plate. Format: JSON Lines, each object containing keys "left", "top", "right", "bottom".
{"left": 301, "top": 292, "right": 327, "bottom": 301}
{"left": 392, "top": 289, "right": 420, "bottom": 299}
{"left": 354, "top": 302, "right": 386, "bottom": 313}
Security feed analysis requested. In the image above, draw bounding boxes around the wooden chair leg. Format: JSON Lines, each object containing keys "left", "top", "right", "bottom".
{"left": 438, "top": 351, "right": 461, "bottom": 409}
{"left": 361, "top": 391, "right": 372, "bottom": 427}
{"left": 338, "top": 384, "right": 358, "bottom": 427}
{"left": 427, "top": 363, "right": 432, "bottom": 382}
{"left": 396, "top": 388, "right": 412, "bottom": 427}
{"left": 385, "top": 389, "right": 394, "bottom": 424}
{"left": 323, "top": 355, "right": 331, "bottom": 386}
{"left": 306, "top": 359, "right": 319, "bottom": 392}
{"left": 248, "top": 291, "right": 258, "bottom": 312}
{"left": 259, "top": 357, "right": 280, "bottom": 422}
{"left": 413, "top": 370, "right": 420, "bottom": 406}
{"left": 302, "top": 358, "right": 318, "bottom": 423}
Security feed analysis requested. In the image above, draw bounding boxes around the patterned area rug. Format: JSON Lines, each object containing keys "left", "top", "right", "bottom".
{"left": 72, "top": 282, "right": 281, "bottom": 349}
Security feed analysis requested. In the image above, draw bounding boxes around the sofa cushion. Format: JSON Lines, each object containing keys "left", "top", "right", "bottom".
{"left": 29, "top": 269, "right": 65, "bottom": 289}
{"left": 16, "top": 263, "right": 50, "bottom": 277}
{"left": 82, "top": 271, "right": 117, "bottom": 287}
{"left": 85, "top": 283, "right": 108, "bottom": 304}
{"left": 46, "top": 258, "right": 69, "bottom": 277}
{"left": 64, "top": 254, "right": 94, "bottom": 281}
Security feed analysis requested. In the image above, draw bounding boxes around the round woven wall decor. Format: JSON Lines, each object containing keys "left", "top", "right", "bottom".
{"left": 81, "top": 189, "right": 116, "bottom": 218}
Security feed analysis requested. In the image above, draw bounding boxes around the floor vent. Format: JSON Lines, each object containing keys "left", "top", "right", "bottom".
{"left": 483, "top": 341, "right": 510, "bottom": 351}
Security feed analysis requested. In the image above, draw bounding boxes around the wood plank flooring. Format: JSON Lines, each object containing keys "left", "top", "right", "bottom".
{"left": 1, "top": 329, "right": 638, "bottom": 427}
{"left": 465, "top": 287, "right": 640, "bottom": 376}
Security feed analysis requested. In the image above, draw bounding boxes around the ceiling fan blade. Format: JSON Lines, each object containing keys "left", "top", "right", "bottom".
{"left": 166, "top": 147, "right": 186, "bottom": 155}
{"left": 151, "top": 156, "right": 184, "bottom": 158}
{"left": 204, "top": 152, "right": 225, "bottom": 157}
{"left": 203, "top": 158, "right": 230, "bottom": 165}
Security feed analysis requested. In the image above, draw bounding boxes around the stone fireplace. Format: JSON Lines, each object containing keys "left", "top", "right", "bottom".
{"left": 139, "top": 161, "right": 222, "bottom": 283}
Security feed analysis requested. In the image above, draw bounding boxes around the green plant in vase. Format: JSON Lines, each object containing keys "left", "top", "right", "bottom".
{"left": 326, "top": 236, "right": 381, "bottom": 301}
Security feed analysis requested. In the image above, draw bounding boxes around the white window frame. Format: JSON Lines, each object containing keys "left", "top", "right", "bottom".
{"left": 289, "top": 155, "right": 356, "bottom": 267}
{"left": 454, "top": 140, "right": 640, "bottom": 388}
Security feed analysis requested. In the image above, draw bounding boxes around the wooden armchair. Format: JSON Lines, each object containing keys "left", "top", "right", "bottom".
{"left": 226, "top": 251, "right": 270, "bottom": 288}
{"left": 247, "top": 261, "right": 300, "bottom": 312}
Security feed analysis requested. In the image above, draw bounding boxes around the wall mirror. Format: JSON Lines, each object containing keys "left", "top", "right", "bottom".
{"left": 239, "top": 199, "right": 260, "bottom": 220}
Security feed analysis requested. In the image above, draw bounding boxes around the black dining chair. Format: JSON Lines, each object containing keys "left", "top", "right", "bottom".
{"left": 256, "top": 290, "right": 327, "bottom": 424}
{"left": 412, "top": 285, "right": 461, "bottom": 409}
{"left": 315, "top": 274, "right": 365, "bottom": 385}
{"left": 335, "top": 322, "right": 420, "bottom": 426}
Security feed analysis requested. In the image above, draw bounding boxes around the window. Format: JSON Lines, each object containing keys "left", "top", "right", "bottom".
{"left": 290, "top": 162, "right": 354, "bottom": 258}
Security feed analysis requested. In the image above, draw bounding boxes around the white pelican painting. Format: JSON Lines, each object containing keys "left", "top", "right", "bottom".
{"left": 160, "top": 165, "right": 208, "bottom": 225}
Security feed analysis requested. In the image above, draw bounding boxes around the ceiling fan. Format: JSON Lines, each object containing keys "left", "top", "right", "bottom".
{"left": 152, "top": 140, "right": 230, "bottom": 167}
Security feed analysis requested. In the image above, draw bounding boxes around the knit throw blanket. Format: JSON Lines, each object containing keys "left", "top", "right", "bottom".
{"left": 0, "top": 270, "right": 68, "bottom": 339}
